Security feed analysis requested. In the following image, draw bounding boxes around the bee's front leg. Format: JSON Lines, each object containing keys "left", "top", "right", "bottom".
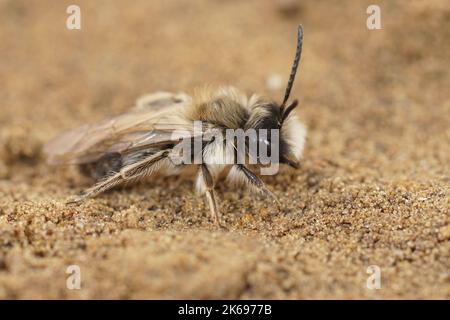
{"left": 234, "top": 164, "right": 281, "bottom": 208}
{"left": 199, "top": 164, "right": 221, "bottom": 227}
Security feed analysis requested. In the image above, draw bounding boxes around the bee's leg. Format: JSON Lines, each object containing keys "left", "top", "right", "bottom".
{"left": 68, "top": 150, "right": 169, "bottom": 204}
{"left": 67, "top": 171, "right": 124, "bottom": 204}
{"left": 200, "top": 164, "right": 221, "bottom": 226}
{"left": 234, "top": 164, "right": 281, "bottom": 207}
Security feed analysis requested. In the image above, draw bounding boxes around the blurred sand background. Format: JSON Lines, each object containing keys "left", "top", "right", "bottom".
{"left": 0, "top": 0, "right": 449, "bottom": 299}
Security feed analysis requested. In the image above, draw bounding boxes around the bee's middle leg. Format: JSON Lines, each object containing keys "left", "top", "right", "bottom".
{"left": 199, "top": 164, "right": 221, "bottom": 226}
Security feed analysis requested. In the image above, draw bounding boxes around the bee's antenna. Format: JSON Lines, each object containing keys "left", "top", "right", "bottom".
{"left": 281, "top": 25, "right": 304, "bottom": 111}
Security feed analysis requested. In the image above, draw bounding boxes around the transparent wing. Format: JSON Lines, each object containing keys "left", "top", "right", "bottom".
{"left": 133, "top": 91, "right": 191, "bottom": 112}
{"left": 44, "top": 92, "right": 194, "bottom": 165}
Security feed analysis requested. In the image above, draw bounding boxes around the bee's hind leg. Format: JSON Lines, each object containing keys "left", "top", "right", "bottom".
{"left": 199, "top": 164, "right": 222, "bottom": 227}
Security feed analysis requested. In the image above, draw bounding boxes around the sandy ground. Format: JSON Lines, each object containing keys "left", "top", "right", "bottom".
{"left": 0, "top": 0, "right": 449, "bottom": 299}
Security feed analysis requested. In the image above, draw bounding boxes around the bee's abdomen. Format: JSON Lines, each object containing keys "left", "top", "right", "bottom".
{"left": 78, "top": 152, "right": 123, "bottom": 181}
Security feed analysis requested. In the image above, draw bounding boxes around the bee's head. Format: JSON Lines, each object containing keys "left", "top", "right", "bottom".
{"left": 244, "top": 25, "right": 305, "bottom": 168}
{"left": 245, "top": 99, "right": 304, "bottom": 168}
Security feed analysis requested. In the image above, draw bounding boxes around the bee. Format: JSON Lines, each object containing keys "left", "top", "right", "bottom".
{"left": 44, "top": 26, "right": 306, "bottom": 226}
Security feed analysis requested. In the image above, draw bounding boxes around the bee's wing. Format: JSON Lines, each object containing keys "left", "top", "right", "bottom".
{"left": 44, "top": 92, "right": 194, "bottom": 165}
{"left": 133, "top": 91, "right": 191, "bottom": 112}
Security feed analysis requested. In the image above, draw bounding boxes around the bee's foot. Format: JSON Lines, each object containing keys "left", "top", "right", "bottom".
{"left": 66, "top": 195, "right": 85, "bottom": 205}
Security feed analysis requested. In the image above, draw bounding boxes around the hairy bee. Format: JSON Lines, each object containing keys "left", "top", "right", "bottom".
{"left": 44, "top": 26, "right": 306, "bottom": 226}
